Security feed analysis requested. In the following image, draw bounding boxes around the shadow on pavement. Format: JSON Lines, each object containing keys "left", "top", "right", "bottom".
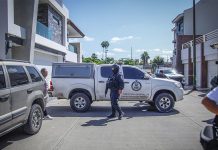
{"left": 81, "top": 118, "right": 117, "bottom": 127}
{"left": 0, "top": 127, "right": 31, "bottom": 150}
{"left": 202, "top": 118, "right": 214, "bottom": 124}
{"left": 47, "top": 102, "right": 180, "bottom": 118}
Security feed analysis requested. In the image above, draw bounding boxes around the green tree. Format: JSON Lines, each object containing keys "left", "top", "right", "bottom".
{"left": 105, "top": 57, "right": 115, "bottom": 64}
{"left": 91, "top": 53, "right": 98, "bottom": 60}
{"left": 101, "top": 41, "right": 110, "bottom": 60}
{"left": 152, "top": 56, "right": 165, "bottom": 65}
{"left": 141, "top": 51, "right": 150, "bottom": 66}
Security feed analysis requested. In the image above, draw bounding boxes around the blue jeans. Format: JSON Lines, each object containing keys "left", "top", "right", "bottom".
{"left": 110, "top": 90, "right": 122, "bottom": 115}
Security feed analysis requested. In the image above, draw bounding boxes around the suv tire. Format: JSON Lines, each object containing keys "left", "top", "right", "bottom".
{"left": 154, "top": 93, "right": 175, "bottom": 113}
{"left": 70, "top": 93, "right": 91, "bottom": 112}
{"left": 23, "top": 104, "right": 43, "bottom": 135}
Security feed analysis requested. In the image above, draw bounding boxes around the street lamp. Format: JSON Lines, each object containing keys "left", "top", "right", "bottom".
{"left": 192, "top": 0, "right": 197, "bottom": 90}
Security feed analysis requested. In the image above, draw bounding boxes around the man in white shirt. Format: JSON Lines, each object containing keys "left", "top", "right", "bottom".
{"left": 202, "top": 87, "right": 218, "bottom": 124}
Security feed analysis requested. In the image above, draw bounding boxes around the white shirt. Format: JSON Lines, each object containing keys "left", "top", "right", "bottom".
{"left": 207, "top": 87, "right": 218, "bottom": 104}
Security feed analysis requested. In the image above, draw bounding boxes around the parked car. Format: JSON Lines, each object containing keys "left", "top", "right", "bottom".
{"left": 155, "top": 68, "right": 185, "bottom": 87}
{"left": 51, "top": 63, "right": 184, "bottom": 113}
{"left": 0, "top": 60, "right": 47, "bottom": 137}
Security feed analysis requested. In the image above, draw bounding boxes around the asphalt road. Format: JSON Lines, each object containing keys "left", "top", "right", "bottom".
{"left": 0, "top": 91, "right": 214, "bottom": 150}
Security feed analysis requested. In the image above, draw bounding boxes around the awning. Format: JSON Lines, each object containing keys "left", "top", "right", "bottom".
{"left": 67, "top": 19, "right": 85, "bottom": 38}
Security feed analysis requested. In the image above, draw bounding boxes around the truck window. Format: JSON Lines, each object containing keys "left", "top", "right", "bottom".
{"left": 26, "top": 66, "right": 43, "bottom": 82}
{"left": 0, "top": 66, "right": 6, "bottom": 89}
{"left": 53, "top": 65, "right": 92, "bottom": 78}
{"left": 123, "top": 67, "right": 144, "bottom": 79}
{"left": 7, "top": 66, "right": 29, "bottom": 87}
{"left": 101, "top": 66, "right": 113, "bottom": 78}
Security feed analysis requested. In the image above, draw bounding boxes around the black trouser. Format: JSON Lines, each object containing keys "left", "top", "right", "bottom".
{"left": 110, "top": 90, "right": 122, "bottom": 115}
{"left": 44, "top": 109, "right": 48, "bottom": 116}
{"left": 214, "top": 115, "right": 218, "bottom": 126}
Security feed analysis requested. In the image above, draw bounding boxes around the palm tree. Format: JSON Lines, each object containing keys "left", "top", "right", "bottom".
{"left": 91, "top": 53, "right": 98, "bottom": 60}
{"left": 152, "top": 56, "right": 164, "bottom": 65}
{"left": 101, "top": 41, "right": 110, "bottom": 60}
{"left": 141, "top": 51, "right": 150, "bottom": 68}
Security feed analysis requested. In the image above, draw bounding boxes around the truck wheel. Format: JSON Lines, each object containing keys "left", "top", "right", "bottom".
{"left": 70, "top": 93, "right": 91, "bottom": 112}
{"left": 154, "top": 93, "right": 175, "bottom": 113}
{"left": 23, "top": 104, "right": 43, "bottom": 135}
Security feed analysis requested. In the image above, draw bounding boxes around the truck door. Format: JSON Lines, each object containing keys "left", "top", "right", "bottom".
{"left": 120, "top": 66, "right": 151, "bottom": 101}
{"left": 0, "top": 65, "right": 12, "bottom": 133}
{"left": 96, "top": 65, "right": 113, "bottom": 100}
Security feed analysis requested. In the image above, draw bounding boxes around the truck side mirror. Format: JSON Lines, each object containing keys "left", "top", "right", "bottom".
{"left": 144, "top": 75, "right": 150, "bottom": 80}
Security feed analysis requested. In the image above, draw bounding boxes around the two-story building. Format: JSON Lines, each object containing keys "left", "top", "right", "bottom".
{"left": 0, "top": 0, "right": 84, "bottom": 82}
{"left": 172, "top": 0, "right": 218, "bottom": 88}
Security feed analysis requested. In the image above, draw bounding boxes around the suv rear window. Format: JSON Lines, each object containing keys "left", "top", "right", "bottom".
{"left": 53, "top": 64, "right": 92, "bottom": 78}
{"left": 7, "top": 66, "right": 29, "bottom": 87}
{"left": 26, "top": 66, "right": 43, "bottom": 82}
{"left": 0, "top": 66, "right": 6, "bottom": 89}
{"left": 101, "top": 66, "right": 113, "bottom": 78}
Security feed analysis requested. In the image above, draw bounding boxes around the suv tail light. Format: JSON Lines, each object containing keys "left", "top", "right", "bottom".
{"left": 50, "top": 81, "right": 54, "bottom": 91}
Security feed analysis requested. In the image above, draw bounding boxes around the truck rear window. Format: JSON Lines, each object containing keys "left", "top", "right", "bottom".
{"left": 53, "top": 65, "right": 92, "bottom": 78}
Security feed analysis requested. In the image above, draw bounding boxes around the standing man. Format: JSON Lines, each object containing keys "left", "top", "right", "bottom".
{"left": 41, "top": 68, "right": 53, "bottom": 120}
{"left": 106, "top": 64, "right": 124, "bottom": 120}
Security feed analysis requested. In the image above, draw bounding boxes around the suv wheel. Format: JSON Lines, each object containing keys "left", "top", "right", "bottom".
{"left": 23, "top": 104, "right": 43, "bottom": 135}
{"left": 70, "top": 93, "right": 91, "bottom": 112}
{"left": 154, "top": 93, "right": 175, "bottom": 113}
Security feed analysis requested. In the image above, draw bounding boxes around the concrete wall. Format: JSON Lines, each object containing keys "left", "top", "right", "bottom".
{"left": 184, "top": 0, "right": 218, "bottom": 35}
{"left": 13, "top": 0, "right": 39, "bottom": 62}
{"left": 0, "top": 0, "right": 8, "bottom": 59}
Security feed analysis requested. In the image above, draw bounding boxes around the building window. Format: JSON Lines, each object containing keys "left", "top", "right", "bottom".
{"left": 53, "top": 15, "right": 60, "bottom": 25}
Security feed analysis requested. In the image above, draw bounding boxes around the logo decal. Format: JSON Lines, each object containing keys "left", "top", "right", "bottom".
{"left": 131, "top": 80, "right": 142, "bottom": 91}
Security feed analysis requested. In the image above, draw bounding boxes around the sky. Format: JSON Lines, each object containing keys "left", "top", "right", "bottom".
{"left": 64, "top": 0, "right": 195, "bottom": 61}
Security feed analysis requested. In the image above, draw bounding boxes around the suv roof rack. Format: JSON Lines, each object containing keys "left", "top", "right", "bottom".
{"left": 0, "top": 59, "right": 30, "bottom": 63}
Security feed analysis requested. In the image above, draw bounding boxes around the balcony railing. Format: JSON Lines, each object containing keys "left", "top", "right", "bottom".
{"left": 182, "top": 29, "right": 218, "bottom": 49}
{"left": 36, "top": 22, "right": 52, "bottom": 40}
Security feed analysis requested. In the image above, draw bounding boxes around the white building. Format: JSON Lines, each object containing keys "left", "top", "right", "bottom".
{"left": 0, "top": 0, "right": 84, "bottom": 82}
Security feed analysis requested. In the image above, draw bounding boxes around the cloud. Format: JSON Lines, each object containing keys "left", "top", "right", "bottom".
{"left": 162, "top": 50, "right": 173, "bottom": 54}
{"left": 112, "top": 48, "right": 126, "bottom": 53}
{"left": 136, "top": 49, "right": 147, "bottom": 53}
{"left": 96, "top": 51, "right": 115, "bottom": 58}
{"left": 153, "top": 48, "right": 161, "bottom": 52}
{"left": 84, "top": 36, "right": 95, "bottom": 41}
{"left": 111, "top": 36, "right": 133, "bottom": 43}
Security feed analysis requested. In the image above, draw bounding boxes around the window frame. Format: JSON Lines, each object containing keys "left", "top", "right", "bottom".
{"left": 6, "top": 65, "right": 30, "bottom": 87}
{"left": 0, "top": 65, "right": 7, "bottom": 90}
{"left": 123, "top": 67, "right": 145, "bottom": 80}
{"left": 52, "top": 64, "right": 94, "bottom": 79}
{"left": 26, "top": 66, "right": 43, "bottom": 83}
{"left": 100, "top": 66, "right": 113, "bottom": 78}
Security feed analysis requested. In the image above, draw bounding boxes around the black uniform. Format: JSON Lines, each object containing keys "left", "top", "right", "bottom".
{"left": 105, "top": 64, "right": 124, "bottom": 119}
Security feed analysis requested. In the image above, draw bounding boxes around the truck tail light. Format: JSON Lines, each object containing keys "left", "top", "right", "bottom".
{"left": 50, "top": 81, "right": 54, "bottom": 91}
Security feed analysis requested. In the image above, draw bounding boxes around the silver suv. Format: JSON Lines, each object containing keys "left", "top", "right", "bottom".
{"left": 0, "top": 60, "right": 47, "bottom": 137}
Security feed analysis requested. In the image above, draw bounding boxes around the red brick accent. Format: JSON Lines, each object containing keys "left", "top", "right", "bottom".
{"left": 188, "top": 47, "right": 193, "bottom": 85}
{"left": 201, "top": 43, "right": 207, "bottom": 88}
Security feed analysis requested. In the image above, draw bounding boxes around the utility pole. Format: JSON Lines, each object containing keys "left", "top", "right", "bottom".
{"left": 105, "top": 49, "right": 108, "bottom": 63}
{"left": 193, "top": 0, "right": 197, "bottom": 90}
{"left": 131, "top": 47, "right": 133, "bottom": 60}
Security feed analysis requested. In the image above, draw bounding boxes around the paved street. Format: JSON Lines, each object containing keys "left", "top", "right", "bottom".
{"left": 0, "top": 91, "right": 213, "bottom": 150}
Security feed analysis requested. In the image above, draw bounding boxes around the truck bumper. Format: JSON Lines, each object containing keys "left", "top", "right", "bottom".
{"left": 175, "top": 88, "right": 184, "bottom": 101}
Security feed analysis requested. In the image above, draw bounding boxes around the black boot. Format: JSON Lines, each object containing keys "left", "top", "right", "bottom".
{"left": 107, "top": 114, "right": 116, "bottom": 118}
{"left": 118, "top": 112, "right": 124, "bottom": 120}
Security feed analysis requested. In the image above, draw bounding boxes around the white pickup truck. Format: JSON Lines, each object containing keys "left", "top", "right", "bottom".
{"left": 51, "top": 63, "right": 184, "bottom": 113}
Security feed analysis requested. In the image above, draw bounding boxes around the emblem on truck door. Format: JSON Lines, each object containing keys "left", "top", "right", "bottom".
{"left": 131, "top": 80, "right": 142, "bottom": 91}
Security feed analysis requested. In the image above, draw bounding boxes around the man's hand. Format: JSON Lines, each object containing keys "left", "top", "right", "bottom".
{"left": 118, "top": 89, "right": 122, "bottom": 95}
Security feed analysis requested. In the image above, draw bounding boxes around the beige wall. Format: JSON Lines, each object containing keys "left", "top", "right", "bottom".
{"left": 184, "top": 0, "right": 218, "bottom": 35}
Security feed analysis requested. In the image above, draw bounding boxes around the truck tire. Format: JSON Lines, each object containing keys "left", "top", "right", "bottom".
{"left": 23, "top": 104, "right": 43, "bottom": 135}
{"left": 70, "top": 93, "right": 91, "bottom": 112}
{"left": 154, "top": 93, "right": 175, "bottom": 113}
